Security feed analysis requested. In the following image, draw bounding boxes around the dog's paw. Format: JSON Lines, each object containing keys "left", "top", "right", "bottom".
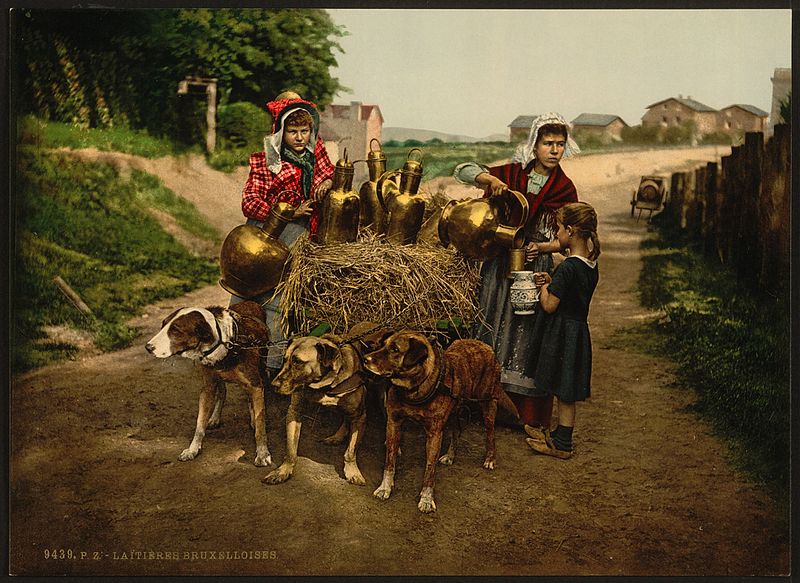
{"left": 483, "top": 458, "right": 496, "bottom": 470}
{"left": 438, "top": 453, "right": 454, "bottom": 465}
{"left": 373, "top": 485, "right": 392, "bottom": 500}
{"left": 344, "top": 463, "right": 366, "bottom": 486}
{"left": 207, "top": 417, "right": 222, "bottom": 429}
{"left": 178, "top": 448, "right": 199, "bottom": 461}
{"left": 417, "top": 488, "right": 436, "bottom": 514}
{"left": 254, "top": 452, "right": 272, "bottom": 467}
{"left": 262, "top": 464, "right": 292, "bottom": 485}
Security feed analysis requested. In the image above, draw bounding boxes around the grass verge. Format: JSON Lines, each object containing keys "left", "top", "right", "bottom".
{"left": 625, "top": 214, "right": 789, "bottom": 509}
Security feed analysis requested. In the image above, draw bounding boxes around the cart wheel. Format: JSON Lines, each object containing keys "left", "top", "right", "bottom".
{"left": 630, "top": 201, "right": 635, "bottom": 217}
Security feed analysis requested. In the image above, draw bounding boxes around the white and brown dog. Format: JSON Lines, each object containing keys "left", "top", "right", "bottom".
{"left": 145, "top": 300, "right": 272, "bottom": 467}
{"left": 263, "top": 333, "right": 369, "bottom": 486}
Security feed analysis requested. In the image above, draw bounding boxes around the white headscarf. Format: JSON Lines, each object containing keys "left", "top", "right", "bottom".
{"left": 264, "top": 106, "right": 319, "bottom": 174}
{"left": 511, "top": 112, "right": 581, "bottom": 168}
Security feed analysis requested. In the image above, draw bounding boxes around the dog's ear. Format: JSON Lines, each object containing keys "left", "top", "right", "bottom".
{"left": 161, "top": 309, "right": 181, "bottom": 328}
{"left": 402, "top": 336, "right": 429, "bottom": 368}
{"left": 309, "top": 342, "right": 342, "bottom": 389}
{"left": 195, "top": 319, "right": 215, "bottom": 344}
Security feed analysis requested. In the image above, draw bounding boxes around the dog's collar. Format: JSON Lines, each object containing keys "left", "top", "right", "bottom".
{"left": 199, "top": 317, "right": 229, "bottom": 366}
{"left": 400, "top": 345, "right": 451, "bottom": 406}
{"left": 325, "top": 372, "right": 364, "bottom": 398}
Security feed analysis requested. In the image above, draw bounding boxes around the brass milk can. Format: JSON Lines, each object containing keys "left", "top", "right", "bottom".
{"left": 376, "top": 148, "right": 427, "bottom": 245}
{"left": 358, "top": 138, "right": 390, "bottom": 232}
{"left": 317, "top": 149, "right": 361, "bottom": 245}
{"left": 219, "top": 199, "right": 297, "bottom": 299}
{"left": 438, "top": 189, "right": 530, "bottom": 261}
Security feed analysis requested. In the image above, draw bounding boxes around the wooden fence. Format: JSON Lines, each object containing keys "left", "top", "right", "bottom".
{"left": 664, "top": 123, "right": 791, "bottom": 294}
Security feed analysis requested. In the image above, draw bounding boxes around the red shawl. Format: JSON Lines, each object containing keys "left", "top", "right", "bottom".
{"left": 487, "top": 163, "right": 578, "bottom": 226}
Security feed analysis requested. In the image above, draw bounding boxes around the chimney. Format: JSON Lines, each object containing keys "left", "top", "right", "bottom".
{"left": 350, "top": 101, "right": 362, "bottom": 121}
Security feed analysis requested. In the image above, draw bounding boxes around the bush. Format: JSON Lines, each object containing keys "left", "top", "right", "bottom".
{"left": 217, "top": 101, "right": 269, "bottom": 150}
{"left": 620, "top": 124, "right": 661, "bottom": 144}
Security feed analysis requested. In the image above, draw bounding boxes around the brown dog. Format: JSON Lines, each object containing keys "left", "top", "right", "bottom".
{"left": 145, "top": 300, "right": 272, "bottom": 466}
{"left": 364, "top": 331, "right": 518, "bottom": 513}
{"left": 263, "top": 333, "right": 369, "bottom": 486}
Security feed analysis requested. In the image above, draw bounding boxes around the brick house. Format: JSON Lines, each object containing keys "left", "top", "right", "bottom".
{"left": 318, "top": 102, "right": 384, "bottom": 177}
{"left": 508, "top": 115, "right": 538, "bottom": 141}
{"left": 641, "top": 96, "right": 718, "bottom": 135}
{"left": 570, "top": 113, "right": 629, "bottom": 143}
{"left": 717, "top": 104, "right": 769, "bottom": 133}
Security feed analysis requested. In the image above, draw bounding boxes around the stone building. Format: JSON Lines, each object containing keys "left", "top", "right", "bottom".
{"left": 717, "top": 104, "right": 769, "bottom": 133}
{"left": 768, "top": 67, "right": 791, "bottom": 135}
{"left": 641, "top": 96, "right": 719, "bottom": 135}
{"left": 570, "top": 113, "right": 628, "bottom": 143}
{"left": 508, "top": 115, "right": 538, "bottom": 141}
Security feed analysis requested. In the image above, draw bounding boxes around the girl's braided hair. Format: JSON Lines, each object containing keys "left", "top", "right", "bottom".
{"left": 557, "top": 202, "right": 601, "bottom": 261}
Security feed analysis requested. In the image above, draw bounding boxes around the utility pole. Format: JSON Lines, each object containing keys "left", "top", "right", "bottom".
{"left": 177, "top": 76, "right": 219, "bottom": 153}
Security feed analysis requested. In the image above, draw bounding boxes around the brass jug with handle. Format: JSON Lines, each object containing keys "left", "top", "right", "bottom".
{"left": 219, "top": 197, "right": 297, "bottom": 299}
{"left": 317, "top": 148, "right": 361, "bottom": 245}
{"left": 357, "top": 138, "right": 390, "bottom": 232}
{"left": 437, "top": 189, "right": 529, "bottom": 261}
{"left": 376, "top": 148, "right": 427, "bottom": 245}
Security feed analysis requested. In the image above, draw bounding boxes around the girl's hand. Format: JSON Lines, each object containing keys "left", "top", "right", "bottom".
{"left": 292, "top": 199, "right": 314, "bottom": 219}
{"left": 312, "top": 178, "right": 333, "bottom": 202}
{"left": 486, "top": 175, "right": 508, "bottom": 197}
{"left": 533, "top": 272, "right": 551, "bottom": 287}
{"left": 526, "top": 242, "right": 540, "bottom": 262}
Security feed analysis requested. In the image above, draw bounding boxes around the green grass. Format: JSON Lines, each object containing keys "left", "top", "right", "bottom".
{"left": 383, "top": 142, "right": 518, "bottom": 181}
{"left": 628, "top": 215, "right": 789, "bottom": 505}
{"left": 17, "top": 114, "right": 192, "bottom": 158}
{"left": 12, "top": 147, "right": 220, "bottom": 372}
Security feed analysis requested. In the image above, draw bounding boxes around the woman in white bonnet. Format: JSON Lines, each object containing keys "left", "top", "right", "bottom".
{"left": 453, "top": 112, "right": 581, "bottom": 433}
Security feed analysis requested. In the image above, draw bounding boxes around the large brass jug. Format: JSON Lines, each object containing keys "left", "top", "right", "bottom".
{"left": 358, "top": 138, "right": 390, "bottom": 231}
{"left": 376, "top": 148, "right": 427, "bottom": 245}
{"left": 437, "top": 189, "right": 529, "bottom": 260}
{"left": 317, "top": 149, "right": 361, "bottom": 244}
{"left": 219, "top": 199, "right": 297, "bottom": 299}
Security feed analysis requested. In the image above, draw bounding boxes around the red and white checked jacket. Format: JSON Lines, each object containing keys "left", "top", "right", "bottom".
{"left": 241, "top": 138, "right": 335, "bottom": 236}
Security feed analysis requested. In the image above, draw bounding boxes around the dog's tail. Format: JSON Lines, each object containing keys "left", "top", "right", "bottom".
{"left": 497, "top": 390, "right": 521, "bottom": 421}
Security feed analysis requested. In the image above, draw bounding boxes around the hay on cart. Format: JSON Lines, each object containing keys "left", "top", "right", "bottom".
{"left": 276, "top": 231, "right": 483, "bottom": 337}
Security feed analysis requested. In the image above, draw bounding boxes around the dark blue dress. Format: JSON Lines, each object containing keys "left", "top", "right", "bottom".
{"left": 529, "top": 256, "right": 599, "bottom": 402}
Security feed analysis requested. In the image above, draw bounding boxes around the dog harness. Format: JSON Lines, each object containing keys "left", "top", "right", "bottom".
{"left": 399, "top": 345, "right": 456, "bottom": 406}
{"left": 201, "top": 311, "right": 270, "bottom": 368}
{"left": 324, "top": 372, "right": 365, "bottom": 398}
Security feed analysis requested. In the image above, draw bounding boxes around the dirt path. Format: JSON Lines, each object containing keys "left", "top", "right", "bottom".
{"left": 9, "top": 146, "right": 789, "bottom": 576}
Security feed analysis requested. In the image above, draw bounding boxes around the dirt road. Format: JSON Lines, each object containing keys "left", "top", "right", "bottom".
{"left": 9, "top": 146, "right": 790, "bottom": 576}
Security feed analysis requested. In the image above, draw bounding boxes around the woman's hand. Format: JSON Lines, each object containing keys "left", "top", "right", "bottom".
{"left": 312, "top": 178, "right": 333, "bottom": 202}
{"left": 476, "top": 172, "right": 508, "bottom": 197}
{"left": 526, "top": 242, "right": 540, "bottom": 262}
{"left": 292, "top": 199, "right": 314, "bottom": 219}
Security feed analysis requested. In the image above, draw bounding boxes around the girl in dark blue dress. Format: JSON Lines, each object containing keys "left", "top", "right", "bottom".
{"left": 524, "top": 202, "right": 601, "bottom": 459}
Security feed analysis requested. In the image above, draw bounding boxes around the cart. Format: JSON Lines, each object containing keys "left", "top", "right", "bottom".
{"left": 630, "top": 175, "right": 667, "bottom": 223}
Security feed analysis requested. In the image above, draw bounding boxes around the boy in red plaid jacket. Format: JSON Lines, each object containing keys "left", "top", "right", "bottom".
{"left": 233, "top": 95, "right": 335, "bottom": 370}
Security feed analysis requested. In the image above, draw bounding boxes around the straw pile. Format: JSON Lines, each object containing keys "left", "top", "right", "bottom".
{"left": 276, "top": 230, "right": 482, "bottom": 336}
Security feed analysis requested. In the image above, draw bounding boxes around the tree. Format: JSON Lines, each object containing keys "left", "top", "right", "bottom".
{"left": 778, "top": 92, "right": 791, "bottom": 125}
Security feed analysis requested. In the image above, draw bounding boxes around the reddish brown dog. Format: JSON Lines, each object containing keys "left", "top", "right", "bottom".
{"left": 364, "top": 331, "right": 518, "bottom": 513}
{"left": 145, "top": 300, "right": 272, "bottom": 467}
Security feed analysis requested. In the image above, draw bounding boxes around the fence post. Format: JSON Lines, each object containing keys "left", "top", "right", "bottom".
{"left": 735, "top": 132, "right": 763, "bottom": 291}
{"left": 758, "top": 124, "right": 791, "bottom": 292}
{"left": 703, "top": 161, "right": 718, "bottom": 257}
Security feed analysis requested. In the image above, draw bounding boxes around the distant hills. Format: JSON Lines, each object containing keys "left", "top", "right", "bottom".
{"left": 382, "top": 127, "right": 508, "bottom": 144}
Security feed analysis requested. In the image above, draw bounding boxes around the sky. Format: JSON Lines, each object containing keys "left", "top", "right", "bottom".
{"left": 326, "top": 9, "right": 792, "bottom": 139}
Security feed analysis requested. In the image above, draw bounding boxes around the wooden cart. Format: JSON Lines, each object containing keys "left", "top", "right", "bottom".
{"left": 630, "top": 175, "right": 667, "bottom": 223}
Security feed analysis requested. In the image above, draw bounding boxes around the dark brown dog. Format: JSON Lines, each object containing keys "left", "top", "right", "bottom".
{"left": 145, "top": 300, "right": 272, "bottom": 466}
{"left": 263, "top": 333, "right": 369, "bottom": 486}
{"left": 364, "top": 331, "right": 518, "bottom": 513}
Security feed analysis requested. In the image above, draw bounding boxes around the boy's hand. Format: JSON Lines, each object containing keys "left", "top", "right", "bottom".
{"left": 312, "top": 178, "right": 333, "bottom": 202}
{"left": 533, "top": 272, "right": 551, "bottom": 287}
{"left": 525, "top": 242, "right": 541, "bottom": 262}
{"left": 292, "top": 199, "right": 314, "bottom": 219}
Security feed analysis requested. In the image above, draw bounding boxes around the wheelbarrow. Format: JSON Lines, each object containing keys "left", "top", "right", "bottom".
{"left": 630, "top": 175, "right": 667, "bottom": 223}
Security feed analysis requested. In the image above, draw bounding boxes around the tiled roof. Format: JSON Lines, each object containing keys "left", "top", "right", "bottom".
{"left": 508, "top": 115, "right": 538, "bottom": 128}
{"left": 645, "top": 97, "right": 717, "bottom": 112}
{"left": 723, "top": 104, "right": 769, "bottom": 117}
{"left": 571, "top": 113, "right": 627, "bottom": 127}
